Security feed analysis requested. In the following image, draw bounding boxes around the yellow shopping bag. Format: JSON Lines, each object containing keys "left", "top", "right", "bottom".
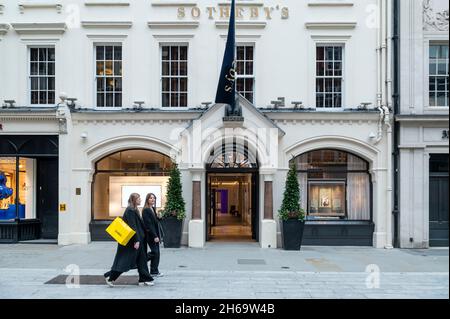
{"left": 106, "top": 217, "right": 136, "bottom": 246}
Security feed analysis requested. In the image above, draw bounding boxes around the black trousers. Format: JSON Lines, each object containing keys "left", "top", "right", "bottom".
{"left": 147, "top": 242, "right": 160, "bottom": 274}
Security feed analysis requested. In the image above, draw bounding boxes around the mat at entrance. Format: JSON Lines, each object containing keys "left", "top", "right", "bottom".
{"left": 45, "top": 275, "right": 142, "bottom": 285}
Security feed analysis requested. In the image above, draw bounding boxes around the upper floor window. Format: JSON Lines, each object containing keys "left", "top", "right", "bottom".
{"left": 429, "top": 44, "right": 449, "bottom": 107}
{"left": 96, "top": 45, "right": 122, "bottom": 107}
{"left": 236, "top": 45, "right": 254, "bottom": 104}
{"left": 30, "top": 48, "right": 55, "bottom": 105}
{"left": 316, "top": 45, "right": 343, "bottom": 108}
{"left": 162, "top": 45, "right": 188, "bottom": 107}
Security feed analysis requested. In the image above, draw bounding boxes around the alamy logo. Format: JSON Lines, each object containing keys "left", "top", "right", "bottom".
{"left": 365, "top": 264, "right": 380, "bottom": 289}
{"left": 65, "top": 264, "right": 80, "bottom": 289}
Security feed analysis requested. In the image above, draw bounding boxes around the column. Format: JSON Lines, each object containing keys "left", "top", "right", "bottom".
{"left": 260, "top": 172, "right": 277, "bottom": 248}
{"left": 188, "top": 169, "right": 205, "bottom": 248}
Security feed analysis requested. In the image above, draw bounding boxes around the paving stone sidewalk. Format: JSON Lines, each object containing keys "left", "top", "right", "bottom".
{"left": 0, "top": 242, "right": 448, "bottom": 299}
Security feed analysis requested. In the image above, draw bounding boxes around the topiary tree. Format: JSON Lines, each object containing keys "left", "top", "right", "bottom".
{"left": 278, "top": 161, "right": 305, "bottom": 221}
{"left": 163, "top": 163, "right": 186, "bottom": 220}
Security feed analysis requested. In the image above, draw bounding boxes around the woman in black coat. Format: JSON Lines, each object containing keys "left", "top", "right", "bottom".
{"left": 104, "top": 193, "right": 154, "bottom": 287}
{"left": 142, "top": 193, "right": 164, "bottom": 277}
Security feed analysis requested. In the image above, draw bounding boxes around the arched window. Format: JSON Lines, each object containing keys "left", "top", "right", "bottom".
{"left": 206, "top": 138, "right": 258, "bottom": 169}
{"left": 291, "top": 149, "right": 371, "bottom": 221}
{"left": 92, "top": 149, "right": 172, "bottom": 220}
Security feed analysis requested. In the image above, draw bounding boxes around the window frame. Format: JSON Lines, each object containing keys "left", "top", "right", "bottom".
{"left": 427, "top": 41, "right": 449, "bottom": 108}
{"left": 236, "top": 44, "right": 255, "bottom": 104}
{"left": 94, "top": 44, "right": 123, "bottom": 108}
{"left": 160, "top": 44, "right": 189, "bottom": 108}
{"left": 28, "top": 46, "right": 56, "bottom": 107}
{"left": 315, "top": 43, "right": 345, "bottom": 109}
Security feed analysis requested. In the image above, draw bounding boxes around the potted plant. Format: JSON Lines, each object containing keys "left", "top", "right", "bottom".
{"left": 160, "top": 163, "right": 186, "bottom": 248}
{"left": 278, "top": 162, "right": 306, "bottom": 250}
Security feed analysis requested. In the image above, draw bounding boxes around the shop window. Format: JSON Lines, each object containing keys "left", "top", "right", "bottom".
{"left": 92, "top": 149, "right": 172, "bottom": 220}
{"left": 0, "top": 158, "right": 36, "bottom": 220}
{"left": 293, "top": 150, "right": 371, "bottom": 221}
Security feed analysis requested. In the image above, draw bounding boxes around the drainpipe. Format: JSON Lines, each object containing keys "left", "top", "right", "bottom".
{"left": 392, "top": 0, "right": 401, "bottom": 248}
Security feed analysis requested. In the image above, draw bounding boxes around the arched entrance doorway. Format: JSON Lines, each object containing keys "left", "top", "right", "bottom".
{"left": 205, "top": 139, "right": 259, "bottom": 242}
{"left": 89, "top": 148, "right": 173, "bottom": 241}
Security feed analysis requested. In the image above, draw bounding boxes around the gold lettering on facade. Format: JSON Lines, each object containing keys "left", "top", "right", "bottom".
{"left": 264, "top": 7, "right": 273, "bottom": 20}
{"left": 177, "top": 7, "right": 185, "bottom": 19}
{"left": 206, "top": 6, "right": 216, "bottom": 19}
{"left": 236, "top": 6, "right": 244, "bottom": 19}
{"left": 192, "top": 7, "right": 201, "bottom": 18}
{"left": 250, "top": 7, "right": 259, "bottom": 18}
{"left": 281, "top": 7, "right": 289, "bottom": 19}
{"left": 220, "top": 6, "right": 230, "bottom": 19}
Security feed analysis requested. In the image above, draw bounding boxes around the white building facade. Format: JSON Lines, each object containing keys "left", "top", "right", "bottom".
{"left": 0, "top": 0, "right": 395, "bottom": 248}
{"left": 397, "top": 0, "right": 449, "bottom": 248}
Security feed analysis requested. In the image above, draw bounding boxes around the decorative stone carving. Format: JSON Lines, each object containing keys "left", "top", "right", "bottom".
{"left": 423, "top": 0, "right": 449, "bottom": 31}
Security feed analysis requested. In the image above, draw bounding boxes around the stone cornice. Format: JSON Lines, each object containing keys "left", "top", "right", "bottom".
{"left": 308, "top": 1, "right": 354, "bottom": 7}
{"left": 81, "top": 21, "right": 133, "bottom": 29}
{"left": 18, "top": 2, "right": 63, "bottom": 14}
{"left": 151, "top": 1, "right": 197, "bottom": 7}
{"left": 11, "top": 22, "right": 67, "bottom": 35}
{"left": 0, "top": 111, "right": 57, "bottom": 121}
{"left": 215, "top": 21, "right": 267, "bottom": 29}
{"left": 84, "top": 1, "right": 130, "bottom": 7}
{"left": 305, "top": 22, "right": 357, "bottom": 29}
{"left": 148, "top": 21, "right": 199, "bottom": 29}
{"left": 0, "top": 23, "right": 9, "bottom": 35}
{"left": 265, "top": 111, "right": 381, "bottom": 124}
{"left": 396, "top": 114, "right": 450, "bottom": 123}
{"left": 71, "top": 111, "right": 201, "bottom": 124}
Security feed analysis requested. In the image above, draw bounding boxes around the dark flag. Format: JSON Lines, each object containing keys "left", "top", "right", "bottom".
{"left": 215, "top": 0, "right": 236, "bottom": 110}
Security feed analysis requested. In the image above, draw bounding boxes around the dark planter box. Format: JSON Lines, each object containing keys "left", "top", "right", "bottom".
{"left": 281, "top": 219, "right": 305, "bottom": 250}
{"left": 161, "top": 216, "right": 183, "bottom": 248}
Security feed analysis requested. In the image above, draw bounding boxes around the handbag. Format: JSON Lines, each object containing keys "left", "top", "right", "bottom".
{"left": 106, "top": 217, "right": 136, "bottom": 246}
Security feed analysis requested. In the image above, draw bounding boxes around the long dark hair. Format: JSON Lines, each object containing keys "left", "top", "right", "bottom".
{"left": 143, "top": 193, "right": 157, "bottom": 210}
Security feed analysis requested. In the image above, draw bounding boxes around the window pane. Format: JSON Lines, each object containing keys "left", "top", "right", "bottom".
{"left": 245, "top": 93, "right": 253, "bottom": 104}
{"left": 316, "top": 78, "right": 324, "bottom": 93}
{"left": 245, "top": 62, "right": 253, "bottom": 75}
{"left": 179, "top": 78, "right": 187, "bottom": 92}
{"left": 48, "top": 63, "right": 55, "bottom": 76}
{"left": 429, "top": 92, "right": 436, "bottom": 107}
{"left": 437, "top": 77, "right": 446, "bottom": 91}
{"left": 48, "top": 91, "right": 55, "bottom": 104}
{"left": 31, "top": 78, "right": 39, "bottom": 90}
{"left": 30, "top": 63, "right": 38, "bottom": 75}
{"left": 48, "top": 77, "right": 55, "bottom": 90}
{"left": 31, "top": 91, "right": 39, "bottom": 104}
{"left": 441, "top": 45, "right": 449, "bottom": 59}
{"left": 106, "top": 78, "right": 114, "bottom": 91}
{"left": 48, "top": 49, "right": 55, "bottom": 62}
{"left": 30, "top": 48, "right": 39, "bottom": 62}
{"left": 96, "top": 62, "right": 105, "bottom": 76}
{"left": 179, "top": 93, "right": 187, "bottom": 107}
{"left": 162, "top": 47, "right": 169, "bottom": 61}
{"left": 162, "top": 93, "right": 170, "bottom": 107}
{"left": 39, "top": 48, "right": 47, "bottom": 61}
{"left": 171, "top": 62, "right": 179, "bottom": 76}
{"left": 316, "top": 62, "right": 324, "bottom": 76}
{"left": 437, "top": 62, "right": 447, "bottom": 75}
{"left": 171, "top": 78, "right": 178, "bottom": 92}
{"left": 96, "top": 46, "right": 104, "bottom": 60}
{"left": 179, "top": 62, "right": 187, "bottom": 76}
{"left": 162, "top": 62, "right": 169, "bottom": 76}
{"left": 115, "top": 93, "right": 122, "bottom": 107}
{"left": 237, "top": 78, "right": 244, "bottom": 92}
{"left": 105, "top": 46, "right": 113, "bottom": 60}
{"left": 106, "top": 93, "right": 114, "bottom": 107}
{"left": 114, "top": 78, "right": 122, "bottom": 91}
{"left": 171, "top": 93, "right": 179, "bottom": 107}
{"left": 97, "top": 78, "right": 105, "bottom": 92}
{"left": 97, "top": 93, "right": 104, "bottom": 107}
{"left": 316, "top": 93, "right": 324, "bottom": 107}
{"left": 334, "top": 78, "right": 342, "bottom": 93}
{"left": 334, "top": 47, "right": 342, "bottom": 61}
{"left": 325, "top": 94, "right": 333, "bottom": 107}
{"left": 437, "top": 91, "right": 447, "bottom": 106}
{"left": 162, "top": 78, "right": 170, "bottom": 92}
{"left": 246, "top": 46, "right": 253, "bottom": 60}
{"left": 316, "top": 47, "right": 324, "bottom": 61}
{"left": 39, "top": 63, "right": 46, "bottom": 76}
{"left": 237, "top": 46, "right": 245, "bottom": 60}
{"left": 39, "top": 91, "right": 47, "bottom": 104}
{"left": 104, "top": 61, "right": 113, "bottom": 76}
{"left": 430, "top": 63, "right": 437, "bottom": 75}
{"left": 326, "top": 47, "right": 334, "bottom": 60}
{"left": 334, "top": 94, "right": 342, "bottom": 108}
{"left": 113, "top": 46, "right": 122, "bottom": 60}
{"left": 325, "top": 78, "right": 333, "bottom": 93}
{"left": 114, "top": 62, "right": 122, "bottom": 76}
{"left": 325, "top": 62, "right": 334, "bottom": 76}
{"left": 236, "top": 62, "right": 244, "bottom": 75}
{"left": 430, "top": 45, "right": 438, "bottom": 59}
{"left": 170, "top": 46, "right": 179, "bottom": 60}
{"left": 179, "top": 46, "right": 188, "bottom": 60}
{"left": 39, "top": 77, "right": 47, "bottom": 90}
{"left": 334, "top": 62, "right": 342, "bottom": 76}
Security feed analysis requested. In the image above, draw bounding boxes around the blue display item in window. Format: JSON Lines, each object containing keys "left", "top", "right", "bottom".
{"left": 0, "top": 171, "right": 13, "bottom": 200}
{"left": 0, "top": 204, "right": 26, "bottom": 220}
